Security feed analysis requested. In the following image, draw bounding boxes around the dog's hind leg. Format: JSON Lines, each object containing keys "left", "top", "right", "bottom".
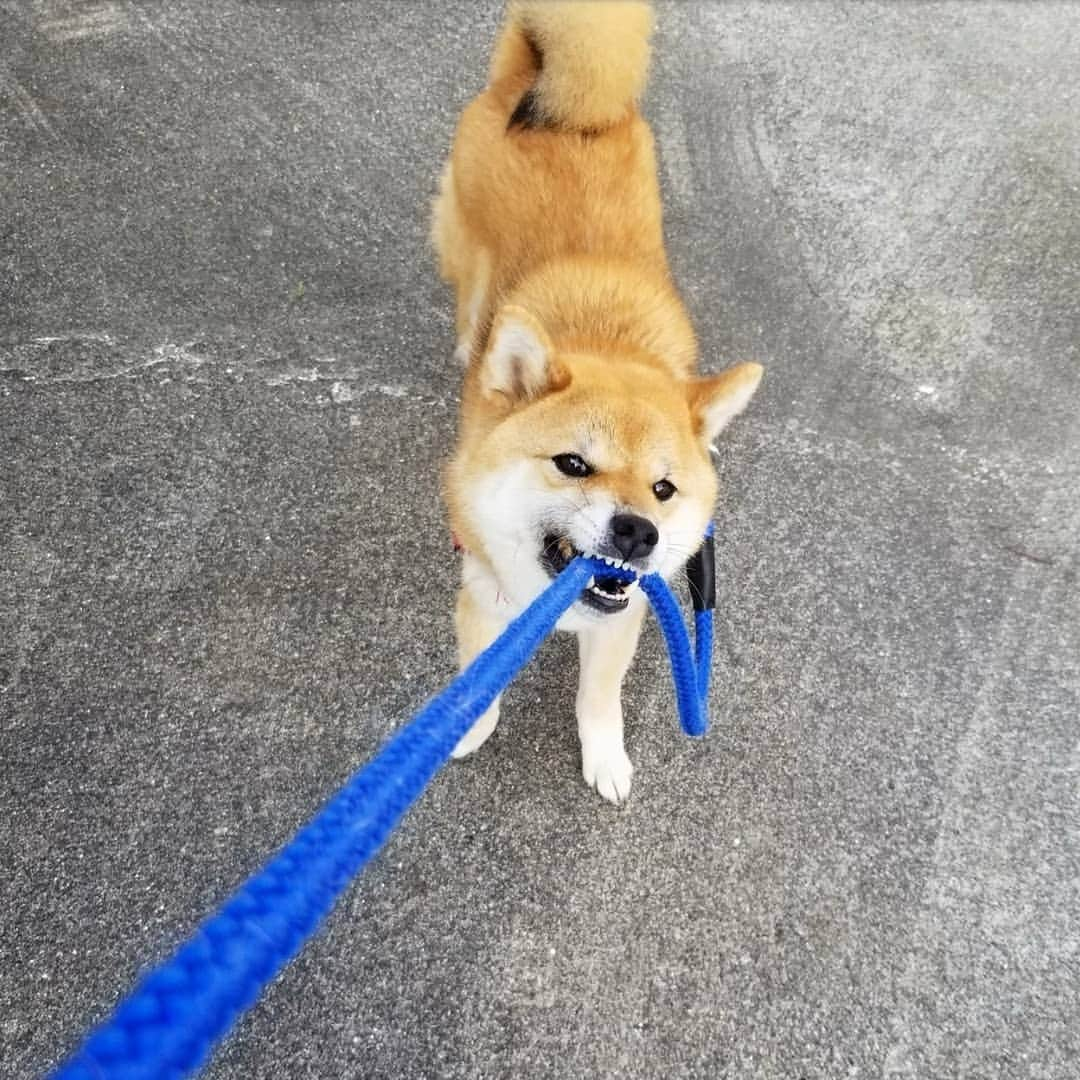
{"left": 432, "top": 162, "right": 491, "bottom": 365}
{"left": 452, "top": 252, "right": 491, "bottom": 365}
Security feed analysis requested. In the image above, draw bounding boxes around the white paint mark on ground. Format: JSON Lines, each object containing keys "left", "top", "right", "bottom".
{"left": 345, "top": 385, "right": 444, "bottom": 425}
{"left": 32, "top": 331, "right": 114, "bottom": 345}
{"left": 265, "top": 368, "right": 321, "bottom": 387}
{"left": 371, "top": 383, "right": 408, "bottom": 398}
{"left": 149, "top": 341, "right": 207, "bottom": 369}
{"left": 264, "top": 367, "right": 416, "bottom": 402}
{"left": 34, "top": 0, "right": 128, "bottom": 43}
{"left": 8, "top": 339, "right": 206, "bottom": 384}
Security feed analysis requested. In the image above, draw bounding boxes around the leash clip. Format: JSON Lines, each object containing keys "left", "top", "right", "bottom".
{"left": 686, "top": 530, "right": 716, "bottom": 613}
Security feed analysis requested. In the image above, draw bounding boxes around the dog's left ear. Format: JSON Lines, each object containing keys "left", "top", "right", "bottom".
{"left": 480, "top": 306, "right": 568, "bottom": 404}
{"left": 687, "top": 362, "right": 764, "bottom": 446}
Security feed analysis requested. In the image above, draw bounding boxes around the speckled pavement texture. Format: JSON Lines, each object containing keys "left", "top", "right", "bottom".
{"left": 2, "top": 2, "right": 1078, "bottom": 1078}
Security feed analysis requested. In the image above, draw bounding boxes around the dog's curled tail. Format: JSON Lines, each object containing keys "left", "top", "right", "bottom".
{"left": 491, "top": 1, "right": 654, "bottom": 131}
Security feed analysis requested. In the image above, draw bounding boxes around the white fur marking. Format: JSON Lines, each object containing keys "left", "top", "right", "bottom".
{"left": 484, "top": 319, "right": 549, "bottom": 399}
{"left": 580, "top": 728, "right": 634, "bottom": 804}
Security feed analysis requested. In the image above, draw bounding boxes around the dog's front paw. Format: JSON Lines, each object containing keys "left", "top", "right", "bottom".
{"left": 581, "top": 740, "right": 634, "bottom": 805}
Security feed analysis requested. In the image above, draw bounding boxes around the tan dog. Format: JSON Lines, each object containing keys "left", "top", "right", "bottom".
{"left": 432, "top": 0, "right": 762, "bottom": 803}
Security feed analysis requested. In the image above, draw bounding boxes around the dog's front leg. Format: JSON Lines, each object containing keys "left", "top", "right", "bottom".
{"left": 451, "top": 572, "right": 508, "bottom": 759}
{"left": 576, "top": 603, "right": 646, "bottom": 804}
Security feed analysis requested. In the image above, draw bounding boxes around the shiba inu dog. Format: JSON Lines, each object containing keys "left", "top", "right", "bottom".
{"left": 432, "top": 0, "right": 762, "bottom": 803}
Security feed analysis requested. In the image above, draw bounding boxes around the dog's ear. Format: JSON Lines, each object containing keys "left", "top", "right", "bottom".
{"left": 687, "top": 362, "right": 763, "bottom": 447}
{"left": 480, "top": 306, "right": 568, "bottom": 403}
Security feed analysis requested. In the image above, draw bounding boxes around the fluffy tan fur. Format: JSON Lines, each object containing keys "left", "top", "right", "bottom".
{"left": 493, "top": 0, "right": 655, "bottom": 130}
{"left": 432, "top": 0, "right": 762, "bottom": 803}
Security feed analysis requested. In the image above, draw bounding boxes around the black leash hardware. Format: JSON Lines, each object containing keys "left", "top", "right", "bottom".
{"left": 686, "top": 533, "right": 716, "bottom": 613}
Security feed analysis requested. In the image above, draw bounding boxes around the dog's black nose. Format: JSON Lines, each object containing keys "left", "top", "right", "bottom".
{"left": 610, "top": 513, "right": 659, "bottom": 562}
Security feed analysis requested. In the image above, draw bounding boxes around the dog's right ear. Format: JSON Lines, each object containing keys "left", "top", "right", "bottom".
{"left": 480, "top": 306, "right": 568, "bottom": 403}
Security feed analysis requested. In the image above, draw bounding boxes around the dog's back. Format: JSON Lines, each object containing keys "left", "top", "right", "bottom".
{"left": 433, "top": 1, "right": 672, "bottom": 361}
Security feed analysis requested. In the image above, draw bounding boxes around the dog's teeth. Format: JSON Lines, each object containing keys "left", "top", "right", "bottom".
{"left": 586, "top": 576, "right": 596, "bottom": 589}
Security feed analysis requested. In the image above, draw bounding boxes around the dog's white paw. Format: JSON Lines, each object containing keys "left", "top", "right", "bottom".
{"left": 451, "top": 706, "right": 499, "bottom": 759}
{"left": 581, "top": 740, "right": 634, "bottom": 805}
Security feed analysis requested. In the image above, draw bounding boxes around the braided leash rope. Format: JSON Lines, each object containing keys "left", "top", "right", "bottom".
{"left": 50, "top": 551, "right": 713, "bottom": 1080}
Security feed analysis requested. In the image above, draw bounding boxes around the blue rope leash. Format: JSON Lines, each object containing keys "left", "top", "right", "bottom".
{"left": 50, "top": 551, "right": 714, "bottom": 1080}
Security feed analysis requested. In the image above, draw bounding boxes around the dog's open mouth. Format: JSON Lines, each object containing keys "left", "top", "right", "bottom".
{"left": 540, "top": 534, "right": 635, "bottom": 613}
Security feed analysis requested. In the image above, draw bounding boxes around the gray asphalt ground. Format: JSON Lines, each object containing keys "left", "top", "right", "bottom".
{"left": 2, "top": 2, "right": 1078, "bottom": 1078}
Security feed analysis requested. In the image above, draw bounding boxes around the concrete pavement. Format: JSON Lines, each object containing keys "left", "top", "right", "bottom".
{"left": 2, "top": 2, "right": 1078, "bottom": 1077}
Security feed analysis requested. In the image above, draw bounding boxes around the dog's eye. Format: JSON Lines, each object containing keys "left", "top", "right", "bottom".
{"left": 552, "top": 453, "right": 593, "bottom": 478}
{"left": 652, "top": 478, "right": 677, "bottom": 502}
